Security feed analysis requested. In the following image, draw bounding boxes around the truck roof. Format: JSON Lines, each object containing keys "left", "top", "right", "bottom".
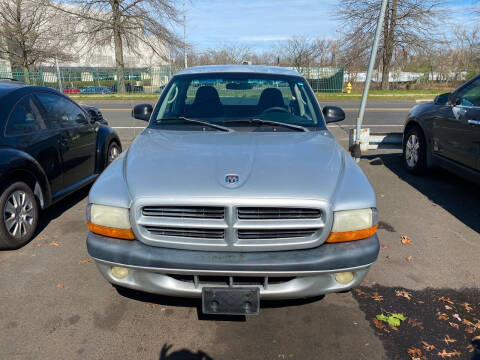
{"left": 175, "top": 65, "right": 302, "bottom": 77}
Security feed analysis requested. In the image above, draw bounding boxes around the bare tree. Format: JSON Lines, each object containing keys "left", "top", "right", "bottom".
{"left": 53, "top": 0, "right": 181, "bottom": 92}
{"left": 276, "top": 37, "right": 339, "bottom": 69}
{"left": 0, "top": 0, "right": 71, "bottom": 82}
{"left": 336, "top": 0, "right": 443, "bottom": 89}
{"left": 452, "top": 26, "right": 480, "bottom": 77}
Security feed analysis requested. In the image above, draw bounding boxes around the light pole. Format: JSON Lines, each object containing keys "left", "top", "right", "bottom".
{"left": 183, "top": 0, "right": 187, "bottom": 68}
{"left": 351, "top": 0, "right": 389, "bottom": 162}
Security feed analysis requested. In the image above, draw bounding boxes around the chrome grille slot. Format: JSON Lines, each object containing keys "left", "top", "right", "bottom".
{"left": 237, "top": 229, "right": 319, "bottom": 239}
{"left": 238, "top": 207, "right": 321, "bottom": 220}
{"left": 168, "top": 274, "right": 296, "bottom": 288}
{"left": 142, "top": 206, "right": 225, "bottom": 219}
{"left": 144, "top": 226, "right": 225, "bottom": 239}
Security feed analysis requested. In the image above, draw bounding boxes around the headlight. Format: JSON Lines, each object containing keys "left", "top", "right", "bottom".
{"left": 327, "top": 208, "right": 377, "bottom": 243}
{"left": 87, "top": 204, "right": 134, "bottom": 240}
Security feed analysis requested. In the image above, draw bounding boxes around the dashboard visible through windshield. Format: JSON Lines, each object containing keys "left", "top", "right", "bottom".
{"left": 151, "top": 73, "right": 325, "bottom": 131}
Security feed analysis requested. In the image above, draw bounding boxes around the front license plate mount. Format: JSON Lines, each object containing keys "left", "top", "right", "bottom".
{"left": 202, "top": 287, "right": 260, "bottom": 315}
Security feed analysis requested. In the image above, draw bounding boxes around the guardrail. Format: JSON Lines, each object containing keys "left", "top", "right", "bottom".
{"left": 349, "top": 128, "right": 403, "bottom": 153}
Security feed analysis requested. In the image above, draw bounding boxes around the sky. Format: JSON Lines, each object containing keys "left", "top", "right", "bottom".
{"left": 180, "top": 0, "right": 478, "bottom": 51}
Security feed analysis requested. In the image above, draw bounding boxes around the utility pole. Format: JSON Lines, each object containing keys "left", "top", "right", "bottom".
{"left": 183, "top": 0, "right": 187, "bottom": 68}
{"left": 351, "top": 0, "right": 388, "bottom": 162}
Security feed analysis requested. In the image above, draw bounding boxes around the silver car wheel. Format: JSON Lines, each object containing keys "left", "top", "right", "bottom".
{"left": 3, "top": 190, "right": 35, "bottom": 238}
{"left": 405, "top": 134, "right": 420, "bottom": 168}
{"left": 108, "top": 144, "right": 120, "bottom": 164}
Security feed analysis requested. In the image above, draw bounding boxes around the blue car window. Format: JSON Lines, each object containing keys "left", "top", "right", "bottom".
{"left": 35, "top": 93, "right": 88, "bottom": 128}
{"left": 6, "top": 95, "right": 47, "bottom": 136}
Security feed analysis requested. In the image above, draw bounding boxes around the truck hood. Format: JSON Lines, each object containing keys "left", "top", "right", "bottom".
{"left": 124, "top": 129, "right": 345, "bottom": 201}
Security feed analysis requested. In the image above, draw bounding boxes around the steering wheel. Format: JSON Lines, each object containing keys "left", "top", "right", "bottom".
{"left": 261, "top": 106, "right": 290, "bottom": 114}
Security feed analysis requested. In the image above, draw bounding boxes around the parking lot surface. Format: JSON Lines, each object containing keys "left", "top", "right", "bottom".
{"left": 1, "top": 100, "right": 479, "bottom": 360}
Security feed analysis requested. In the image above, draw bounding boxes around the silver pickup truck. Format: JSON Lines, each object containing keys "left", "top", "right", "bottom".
{"left": 86, "top": 65, "right": 379, "bottom": 315}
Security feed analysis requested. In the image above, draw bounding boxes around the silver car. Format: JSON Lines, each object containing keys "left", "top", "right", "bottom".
{"left": 86, "top": 65, "right": 379, "bottom": 315}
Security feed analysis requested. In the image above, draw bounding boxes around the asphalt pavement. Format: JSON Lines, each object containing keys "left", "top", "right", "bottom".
{"left": 1, "top": 100, "right": 479, "bottom": 360}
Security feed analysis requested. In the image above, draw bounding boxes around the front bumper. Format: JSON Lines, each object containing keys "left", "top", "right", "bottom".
{"left": 87, "top": 233, "right": 379, "bottom": 300}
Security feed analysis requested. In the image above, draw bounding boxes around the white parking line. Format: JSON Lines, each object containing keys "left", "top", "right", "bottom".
{"left": 113, "top": 125, "right": 404, "bottom": 129}
{"left": 327, "top": 124, "right": 403, "bottom": 127}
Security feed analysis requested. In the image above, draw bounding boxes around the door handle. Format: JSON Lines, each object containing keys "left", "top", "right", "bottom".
{"left": 467, "top": 119, "right": 480, "bottom": 126}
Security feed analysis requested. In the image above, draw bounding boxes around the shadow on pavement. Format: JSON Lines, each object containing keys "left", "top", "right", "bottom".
{"left": 159, "top": 344, "right": 213, "bottom": 360}
{"left": 353, "top": 284, "right": 480, "bottom": 360}
{"left": 35, "top": 185, "right": 91, "bottom": 236}
{"left": 364, "top": 153, "right": 480, "bottom": 234}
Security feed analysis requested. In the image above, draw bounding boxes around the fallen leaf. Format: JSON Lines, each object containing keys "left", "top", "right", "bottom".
{"left": 56, "top": 283, "right": 64, "bottom": 288}
{"left": 401, "top": 235, "right": 412, "bottom": 245}
{"left": 372, "top": 318, "right": 390, "bottom": 333}
{"left": 439, "top": 296, "right": 454, "bottom": 305}
{"left": 437, "top": 349, "right": 461, "bottom": 358}
{"left": 443, "top": 335, "right": 457, "bottom": 344}
{"left": 380, "top": 244, "right": 389, "bottom": 249}
{"left": 421, "top": 341, "right": 435, "bottom": 351}
{"left": 437, "top": 312, "right": 449, "bottom": 321}
{"left": 49, "top": 241, "right": 60, "bottom": 247}
{"left": 388, "top": 324, "right": 399, "bottom": 331}
{"left": 395, "top": 290, "right": 412, "bottom": 300}
{"left": 417, "top": 300, "right": 425, "bottom": 304}
{"left": 376, "top": 313, "right": 406, "bottom": 328}
{"left": 466, "top": 344, "right": 474, "bottom": 353}
{"left": 355, "top": 289, "right": 370, "bottom": 298}
{"left": 449, "top": 322, "right": 460, "bottom": 330}
{"left": 78, "top": 259, "right": 90, "bottom": 264}
{"left": 405, "top": 255, "right": 413, "bottom": 261}
{"left": 408, "top": 318, "right": 424, "bottom": 329}
{"left": 461, "top": 302, "right": 473, "bottom": 312}
{"left": 407, "top": 347, "right": 422, "bottom": 357}
{"left": 371, "top": 292, "right": 384, "bottom": 302}
{"left": 465, "top": 327, "right": 475, "bottom": 334}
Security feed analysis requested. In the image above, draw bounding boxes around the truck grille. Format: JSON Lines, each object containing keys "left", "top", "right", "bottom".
{"left": 144, "top": 226, "right": 225, "bottom": 239}
{"left": 237, "top": 229, "right": 319, "bottom": 239}
{"left": 142, "top": 206, "right": 225, "bottom": 219}
{"left": 169, "top": 274, "right": 296, "bottom": 289}
{"left": 134, "top": 200, "right": 330, "bottom": 251}
{"left": 237, "top": 207, "right": 321, "bottom": 219}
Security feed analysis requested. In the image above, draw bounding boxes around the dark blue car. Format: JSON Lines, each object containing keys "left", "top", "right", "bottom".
{"left": 0, "top": 80, "right": 121, "bottom": 249}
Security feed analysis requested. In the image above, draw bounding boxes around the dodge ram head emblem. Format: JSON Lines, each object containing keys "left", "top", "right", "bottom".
{"left": 225, "top": 174, "right": 239, "bottom": 184}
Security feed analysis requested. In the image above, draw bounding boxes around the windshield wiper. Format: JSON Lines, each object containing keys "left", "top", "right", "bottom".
{"left": 158, "top": 116, "right": 233, "bottom": 132}
{"left": 223, "top": 118, "right": 309, "bottom": 132}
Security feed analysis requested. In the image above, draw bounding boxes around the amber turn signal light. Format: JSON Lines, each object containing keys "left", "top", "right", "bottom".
{"left": 87, "top": 221, "right": 135, "bottom": 240}
{"left": 326, "top": 225, "right": 377, "bottom": 243}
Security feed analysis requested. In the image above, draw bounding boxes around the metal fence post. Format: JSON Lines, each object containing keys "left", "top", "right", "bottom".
{"left": 352, "top": 0, "right": 389, "bottom": 162}
{"left": 55, "top": 58, "right": 63, "bottom": 92}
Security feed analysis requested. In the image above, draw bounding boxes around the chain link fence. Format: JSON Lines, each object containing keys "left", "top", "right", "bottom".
{"left": 0, "top": 66, "right": 344, "bottom": 94}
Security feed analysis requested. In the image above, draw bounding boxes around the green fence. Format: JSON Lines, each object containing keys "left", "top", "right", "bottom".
{"left": 296, "top": 67, "right": 344, "bottom": 93}
{"left": 0, "top": 66, "right": 344, "bottom": 94}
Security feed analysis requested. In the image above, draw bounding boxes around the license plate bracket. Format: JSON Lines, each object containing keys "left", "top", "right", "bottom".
{"left": 202, "top": 287, "right": 260, "bottom": 315}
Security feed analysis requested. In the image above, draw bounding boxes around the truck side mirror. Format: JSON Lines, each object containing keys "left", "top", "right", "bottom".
{"left": 132, "top": 104, "right": 153, "bottom": 121}
{"left": 323, "top": 106, "right": 345, "bottom": 123}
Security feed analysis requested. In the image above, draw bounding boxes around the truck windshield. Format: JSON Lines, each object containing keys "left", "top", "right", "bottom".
{"left": 152, "top": 73, "right": 325, "bottom": 130}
